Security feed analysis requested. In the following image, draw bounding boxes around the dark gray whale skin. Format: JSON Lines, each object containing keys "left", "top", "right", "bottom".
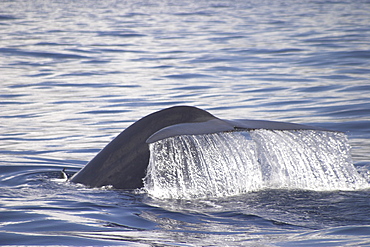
{"left": 70, "top": 106, "right": 330, "bottom": 189}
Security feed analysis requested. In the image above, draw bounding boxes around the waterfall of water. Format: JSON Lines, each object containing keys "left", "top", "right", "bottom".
{"left": 144, "top": 130, "right": 369, "bottom": 199}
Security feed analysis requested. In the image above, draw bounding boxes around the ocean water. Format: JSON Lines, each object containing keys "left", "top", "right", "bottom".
{"left": 1, "top": 0, "right": 370, "bottom": 245}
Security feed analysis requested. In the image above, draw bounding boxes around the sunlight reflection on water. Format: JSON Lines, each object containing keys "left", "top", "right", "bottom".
{"left": 1, "top": 0, "right": 370, "bottom": 245}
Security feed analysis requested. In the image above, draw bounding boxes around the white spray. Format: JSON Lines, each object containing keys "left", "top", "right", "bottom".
{"left": 144, "top": 130, "right": 369, "bottom": 199}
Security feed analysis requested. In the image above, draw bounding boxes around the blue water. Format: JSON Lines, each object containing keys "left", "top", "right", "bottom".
{"left": 1, "top": 0, "right": 370, "bottom": 245}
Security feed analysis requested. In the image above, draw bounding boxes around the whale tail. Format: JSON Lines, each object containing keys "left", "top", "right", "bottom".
{"left": 70, "top": 106, "right": 334, "bottom": 189}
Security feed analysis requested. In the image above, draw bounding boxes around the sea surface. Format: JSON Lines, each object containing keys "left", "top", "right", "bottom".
{"left": 1, "top": 0, "right": 370, "bottom": 246}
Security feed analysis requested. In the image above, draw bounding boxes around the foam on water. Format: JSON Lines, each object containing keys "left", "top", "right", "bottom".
{"left": 145, "top": 130, "right": 369, "bottom": 199}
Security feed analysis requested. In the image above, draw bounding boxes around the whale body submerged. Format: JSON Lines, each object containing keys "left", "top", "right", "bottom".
{"left": 70, "top": 106, "right": 330, "bottom": 189}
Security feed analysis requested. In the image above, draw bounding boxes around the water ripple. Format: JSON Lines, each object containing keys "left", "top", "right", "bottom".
{"left": 1, "top": 0, "right": 370, "bottom": 245}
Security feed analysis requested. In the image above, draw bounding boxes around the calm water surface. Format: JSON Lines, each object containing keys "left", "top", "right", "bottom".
{"left": 1, "top": 0, "right": 370, "bottom": 245}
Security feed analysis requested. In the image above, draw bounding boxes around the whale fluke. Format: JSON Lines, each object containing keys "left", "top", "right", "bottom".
{"left": 70, "top": 106, "right": 332, "bottom": 189}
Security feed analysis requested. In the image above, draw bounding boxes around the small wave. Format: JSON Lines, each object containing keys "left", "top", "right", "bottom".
{"left": 0, "top": 165, "right": 78, "bottom": 187}
{"left": 164, "top": 73, "right": 213, "bottom": 79}
{"left": 0, "top": 48, "right": 90, "bottom": 59}
{"left": 0, "top": 15, "right": 18, "bottom": 21}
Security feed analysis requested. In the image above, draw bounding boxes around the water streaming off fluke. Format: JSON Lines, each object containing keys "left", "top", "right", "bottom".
{"left": 144, "top": 130, "right": 369, "bottom": 199}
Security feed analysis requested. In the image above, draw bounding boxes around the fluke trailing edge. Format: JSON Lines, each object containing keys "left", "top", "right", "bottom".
{"left": 70, "top": 106, "right": 330, "bottom": 189}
